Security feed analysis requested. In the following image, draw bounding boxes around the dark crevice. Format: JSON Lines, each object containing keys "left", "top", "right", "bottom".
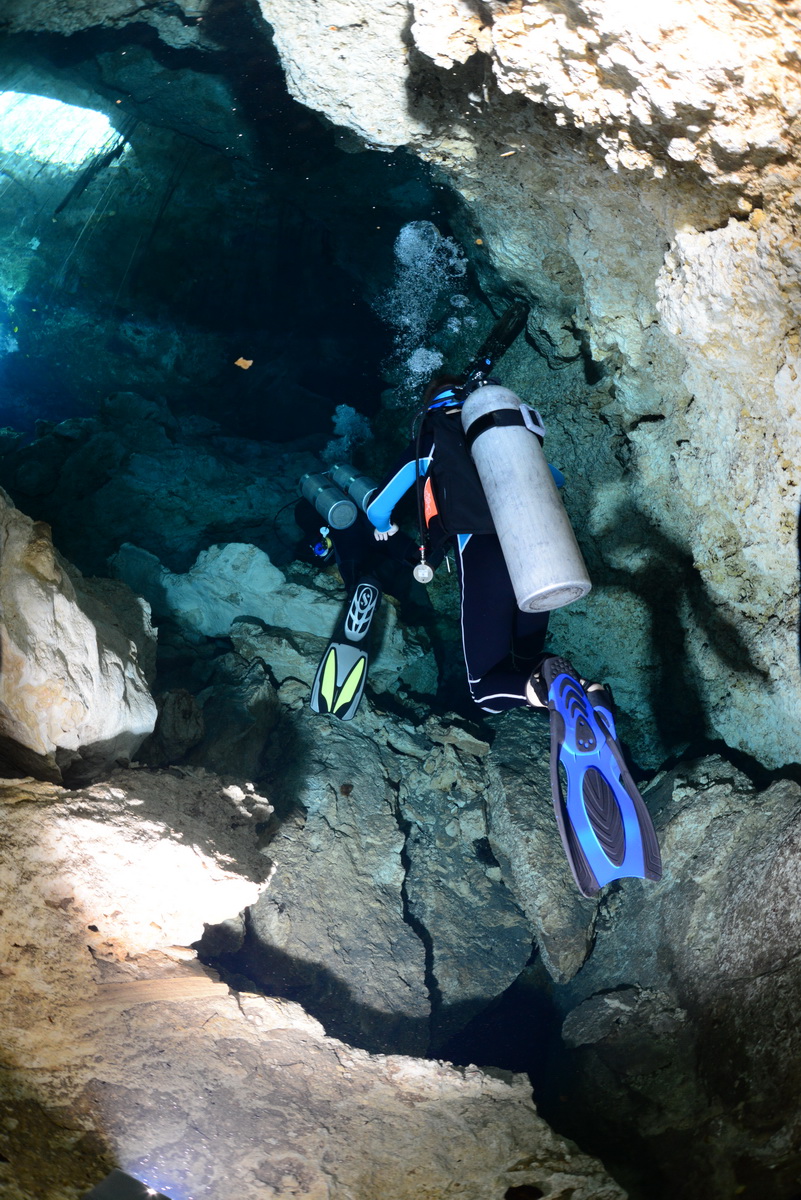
{"left": 437, "top": 952, "right": 563, "bottom": 1088}
{"left": 392, "top": 792, "right": 441, "bottom": 1047}
{"left": 472, "top": 836, "right": 500, "bottom": 868}
{"left": 628, "top": 412, "right": 667, "bottom": 432}
{"left": 647, "top": 735, "right": 801, "bottom": 793}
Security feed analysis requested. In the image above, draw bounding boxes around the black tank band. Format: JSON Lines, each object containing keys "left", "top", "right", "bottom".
{"left": 464, "top": 407, "right": 526, "bottom": 451}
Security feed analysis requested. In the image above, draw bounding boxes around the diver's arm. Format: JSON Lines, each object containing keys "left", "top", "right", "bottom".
{"left": 365, "top": 434, "right": 433, "bottom": 533}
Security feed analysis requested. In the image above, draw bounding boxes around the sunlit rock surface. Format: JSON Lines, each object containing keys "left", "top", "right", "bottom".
{"left": 112, "top": 541, "right": 334, "bottom": 639}
{"left": 0, "top": 490, "right": 156, "bottom": 782}
{"left": 0, "top": 771, "right": 626, "bottom": 1200}
{"left": 259, "top": 0, "right": 801, "bottom": 770}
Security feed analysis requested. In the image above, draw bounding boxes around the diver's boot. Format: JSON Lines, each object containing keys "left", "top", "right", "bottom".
{"left": 524, "top": 654, "right": 556, "bottom": 710}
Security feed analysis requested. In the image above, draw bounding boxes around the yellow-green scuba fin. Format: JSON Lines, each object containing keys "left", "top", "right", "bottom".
{"left": 310, "top": 578, "right": 381, "bottom": 721}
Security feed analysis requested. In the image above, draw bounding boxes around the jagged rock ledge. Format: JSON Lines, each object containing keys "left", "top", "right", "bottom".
{"left": 0, "top": 769, "right": 625, "bottom": 1200}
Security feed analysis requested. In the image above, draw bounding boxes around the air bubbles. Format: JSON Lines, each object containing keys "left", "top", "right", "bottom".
{"left": 375, "top": 221, "right": 469, "bottom": 404}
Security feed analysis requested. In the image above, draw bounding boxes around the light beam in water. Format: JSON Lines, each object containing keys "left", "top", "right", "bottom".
{"left": 0, "top": 90, "right": 120, "bottom": 168}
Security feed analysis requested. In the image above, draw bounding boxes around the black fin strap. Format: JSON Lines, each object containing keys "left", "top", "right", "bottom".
{"left": 464, "top": 408, "right": 526, "bottom": 451}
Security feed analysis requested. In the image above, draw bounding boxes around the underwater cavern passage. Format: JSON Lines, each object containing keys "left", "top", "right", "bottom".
{"left": 2, "top": 2, "right": 801, "bottom": 1200}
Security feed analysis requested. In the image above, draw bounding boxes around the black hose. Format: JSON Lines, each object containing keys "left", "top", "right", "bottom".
{"left": 413, "top": 408, "right": 428, "bottom": 557}
{"left": 271, "top": 498, "right": 301, "bottom": 548}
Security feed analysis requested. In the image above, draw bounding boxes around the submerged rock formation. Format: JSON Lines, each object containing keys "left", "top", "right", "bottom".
{"left": 0, "top": 769, "right": 626, "bottom": 1200}
{"left": 546, "top": 755, "right": 801, "bottom": 1200}
{"left": 0, "top": 490, "right": 156, "bottom": 782}
{"left": 183, "top": 640, "right": 801, "bottom": 1199}
{"left": 0, "top": 3, "right": 800, "bottom": 1199}
{"left": 211, "top": 698, "right": 534, "bottom": 1057}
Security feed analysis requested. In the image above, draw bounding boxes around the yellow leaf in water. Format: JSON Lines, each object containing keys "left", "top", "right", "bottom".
{"left": 234, "top": 357, "right": 253, "bottom": 369}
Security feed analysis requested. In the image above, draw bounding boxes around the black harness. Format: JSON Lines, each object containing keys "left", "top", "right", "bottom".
{"left": 422, "top": 406, "right": 496, "bottom": 537}
{"left": 464, "top": 406, "right": 527, "bottom": 450}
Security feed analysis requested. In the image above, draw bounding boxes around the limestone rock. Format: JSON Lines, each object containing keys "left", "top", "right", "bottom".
{"left": 0, "top": 771, "right": 626, "bottom": 1200}
{"left": 0, "top": 490, "right": 157, "bottom": 783}
{"left": 1, "top": 0, "right": 217, "bottom": 50}
{"left": 111, "top": 541, "right": 318, "bottom": 638}
{"left": 547, "top": 757, "right": 801, "bottom": 1198}
{"left": 0, "top": 768, "right": 270, "bottom": 976}
{"left": 396, "top": 713, "right": 534, "bottom": 1049}
{"left": 406, "top": 0, "right": 801, "bottom": 191}
{"left": 239, "top": 707, "right": 432, "bottom": 1055}
{"left": 206, "top": 701, "right": 538, "bottom": 1057}
{"left": 186, "top": 653, "right": 282, "bottom": 777}
{"left": 138, "top": 688, "right": 205, "bottom": 766}
{"left": 112, "top": 543, "right": 437, "bottom": 703}
{"left": 412, "top": 1, "right": 493, "bottom": 68}
{"left": 230, "top": 608, "right": 438, "bottom": 701}
{"left": 258, "top": 0, "right": 426, "bottom": 150}
{"left": 485, "top": 710, "right": 599, "bottom": 983}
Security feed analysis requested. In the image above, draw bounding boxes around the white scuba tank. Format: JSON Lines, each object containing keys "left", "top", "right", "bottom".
{"left": 461, "top": 385, "right": 592, "bottom": 612}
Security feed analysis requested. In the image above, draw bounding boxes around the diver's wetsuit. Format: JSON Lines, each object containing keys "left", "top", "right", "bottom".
{"left": 366, "top": 404, "right": 552, "bottom": 713}
{"left": 454, "top": 534, "right": 549, "bottom": 711}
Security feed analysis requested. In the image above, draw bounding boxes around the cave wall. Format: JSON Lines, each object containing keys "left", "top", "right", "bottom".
{"left": 0, "top": 8, "right": 800, "bottom": 1195}
{"left": 256, "top": 0, "right": 801, "bottom": 769}
{"left": 6, "top": 0, "right": 798, "bottom": 767}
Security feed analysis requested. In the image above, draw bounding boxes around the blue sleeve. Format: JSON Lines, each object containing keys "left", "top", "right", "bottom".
{"left": 366, "top": 432, "right": 434, "bottom": 533}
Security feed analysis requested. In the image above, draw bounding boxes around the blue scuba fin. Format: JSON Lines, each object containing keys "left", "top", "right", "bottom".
{"left": 310, "top": 578, "right": 381, "bottom": 721}
{"left": 541, "top": 656, "right": 662, "bottom": 898}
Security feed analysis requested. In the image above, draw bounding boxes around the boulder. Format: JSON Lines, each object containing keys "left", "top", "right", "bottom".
{"left": 544, "top": 757, "right": 801, "bottom": 1199}
{"left": 0, "top": 489, "right": 157, "bottom": 783}
{"left": 113, "top": 545, "right": 437, "bottom": 698}
{"left": 205, "top": 696, "right": 535, "bottom": 1058}
{"left": 485, "top": 709, "right": 600, "bottom": 984}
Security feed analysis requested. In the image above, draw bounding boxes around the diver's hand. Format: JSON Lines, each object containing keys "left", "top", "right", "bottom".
{"left": 374, "top": 523, "right": 399, "bottom": 541}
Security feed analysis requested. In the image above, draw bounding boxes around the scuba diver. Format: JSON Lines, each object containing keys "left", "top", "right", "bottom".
{"left": 361, "top": 301, "right": 663, "bottom": 898}
{"left": 368, "top": 373, "right": 553, "bottom": 714}
{"left": 295, "top": 468, "right": 441, "bottom": 721}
